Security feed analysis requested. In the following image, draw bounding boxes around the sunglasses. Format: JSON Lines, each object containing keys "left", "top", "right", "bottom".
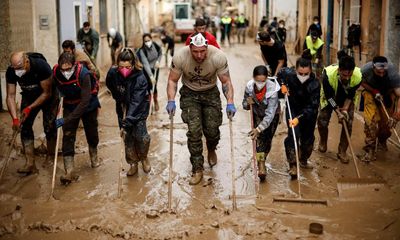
{"left": 373, "top": 62, "right": 388, "bottom": 70}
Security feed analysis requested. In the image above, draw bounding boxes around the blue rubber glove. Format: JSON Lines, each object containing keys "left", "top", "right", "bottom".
{"left": 166, "top": 100, "right": 176, "bottom": 115}
{"left": 55, "top": 118, "right": 64, "bottom": 128}
{"left": 226, "top": 103, "right": 236, "bottom": 119}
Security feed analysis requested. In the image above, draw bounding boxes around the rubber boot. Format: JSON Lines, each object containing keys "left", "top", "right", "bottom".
{"left": 337, "top": 145, "right": 350, "bottom": 164}
{"left": 207, "top": 149, "right": 218, "bottom": 167}
{"left": 17, "top": 140, "right": 38, "bottom": 174}
{"left": 288, "top": 164, "right": 297, "bottom": 180}
{"left": 189, "top": 171, "right": 203, "bottom": 185}
{"left": 318, "top": 127, "right": 328, "bottom": 153}
{"left": 360, "top": 148, "right": 376, "bottom": 163}
{"left": 89, "top": 146, "right": 100, "bottom": 168}
{"left": 256, "top": 152, "right": 266, "bottom": 181}
{"left": 60, "top": 156, "right": 78, "bottom": 185}
{"left": 286, "top": 148, "right": 297, "bottom": 180}
{"left": 153, "top": 93, "right": 159, "bottom": 112}
{"left": 127, "top": 163, "right": 138, "bottom": 176}
{"left": 138, "top": 138, "right": 151, "bottom": 173}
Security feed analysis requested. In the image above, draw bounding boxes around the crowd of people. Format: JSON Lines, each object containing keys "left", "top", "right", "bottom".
{"left": 4, "top": 14, "right": 400, "bottom": 187}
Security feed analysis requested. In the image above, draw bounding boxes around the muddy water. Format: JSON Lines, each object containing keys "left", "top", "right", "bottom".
{"left": 1, "top": 42, "right": 400, "bottom": 239}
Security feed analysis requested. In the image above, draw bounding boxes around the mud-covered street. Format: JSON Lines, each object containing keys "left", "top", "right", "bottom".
{"left": 1, "top": 42, "right": 400, "bottom": 239}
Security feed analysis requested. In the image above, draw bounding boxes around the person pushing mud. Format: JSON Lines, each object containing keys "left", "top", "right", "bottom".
{"left": 166, "top": 33, "right": 236, "bottom": 185}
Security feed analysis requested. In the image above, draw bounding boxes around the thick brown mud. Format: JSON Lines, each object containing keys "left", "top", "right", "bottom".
{"left": 1, "top": 42, "right": 400, "bottom": 239}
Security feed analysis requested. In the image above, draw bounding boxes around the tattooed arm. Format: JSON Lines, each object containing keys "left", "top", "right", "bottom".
{"left": 218, "top": 70, "right": 234, "bottom": 104}
{"left": 167, "top": 69, "right": 181, "bottom": 101}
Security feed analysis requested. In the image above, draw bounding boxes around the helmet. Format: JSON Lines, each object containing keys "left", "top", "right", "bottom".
{"left": 189, "top": 33, "right": 208, "bottom": 47}
{"left": 108, "top": 28, "right": 116, "bottom": 38}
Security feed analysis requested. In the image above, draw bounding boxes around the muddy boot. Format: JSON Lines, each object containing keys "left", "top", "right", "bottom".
{"left": 153, "top": 93, "right": 159, "bottom": 112}
{"left": 360, "top": 148, "right": 376, "bottom": 163}
{"left": 60, "top": 156, "right": 78, "bottom": 185}
{"left": 189, "top": 171, "right": 203, "bottom": 185}
{"left": 44, "top": 138, "right": 56, "bottom": 166}
{"left": 89, "top": 147, "right": 100, "bottom": 168}
{"left": 318, "top": 127, "right": 328, "bottom": 153}
{"left": 256, "top": 153, "right": 266, "bottom": 181}
{"left": 207, "top": 149, "right": 218, "bottom": 167}
{"left": 377, "top": 141, "right": 388, "bottom": 152}
{"left": 17, "top": 141, "right": 38, "bottom": 175}
{"left": 337, "top": 152, "right": 349, "bottom": 164}
{"left": 288, "top": 165, "right": 297, "bottom": 180}
{"left": 141, "top": 157, "right": 151, "bottom": 173}
{"left": 127, "top": 163, "right": 138, "bottom": 176}
{"left": 300, "top": 161, "right": 313, "bottom": 169}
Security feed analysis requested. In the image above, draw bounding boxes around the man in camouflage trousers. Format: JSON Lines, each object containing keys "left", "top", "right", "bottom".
{"left": 166, "top": 33, "right": 236, "bottom": 185}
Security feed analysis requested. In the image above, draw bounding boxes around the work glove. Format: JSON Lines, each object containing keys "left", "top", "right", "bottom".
{"left": 55, "top": 118, "right": 64, "bottom": 128}
{"left": 337, "top": 110, "right": 349, "bottom": 123}
{"left": 246, "top": 96, "right": 255, "bottom": 105}
{"left": 21, "top": 106, "right": 32, "bottom": 123}
{"left": 281, "top": 84, "right": 288, "bottom": 95}
{"left": 387, "top": 117, "right": 398, "bottom": 129}
{"left": 226, "top": 103, "right": 237, "bottom": 119}
{"left": 155, "top": 61, "right": 160, "bottom": 69}
{"left": 12, "top": 118, "right": 20, "bottom": 131}
{"left": 289, "top": 118, "right": 299, "bottom": 127}
{"left": 166, "top": 100, "right": 176, "bottom": 116}
{"left": 374, "top": 92, "right": 383, "bottom": 102}
{"left": 248, "top": 127, "right": 261, "bottom": 140}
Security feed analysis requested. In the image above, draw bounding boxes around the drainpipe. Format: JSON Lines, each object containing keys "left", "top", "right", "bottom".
{"left": 326, "top": 0, "right": 332, "bottom": 65}
{"left": 337, "top": 0, "right": 343, "bottom": 51}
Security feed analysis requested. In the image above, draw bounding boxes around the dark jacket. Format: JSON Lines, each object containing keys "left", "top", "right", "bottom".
{"left": 277, "top": 67, "right": 320, "bottom": 122}
{"left": 106, "top": 67, "right": 149, "bottom": 129}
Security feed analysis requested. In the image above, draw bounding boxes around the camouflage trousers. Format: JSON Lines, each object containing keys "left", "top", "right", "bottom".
{"left": 180, "top": 85, "right": 223, "bottom": 172}
{"left": 317, "top": 103, "right": 355, "bottom": 154}
{"left": 362, "top": 90, "right": 394, "bottom": 151}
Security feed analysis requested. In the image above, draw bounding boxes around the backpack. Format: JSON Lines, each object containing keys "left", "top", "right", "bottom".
{"left": 26, "top": 52, "right": 47, "bottom": 62}
{"left": 141, "top": 42, "right": 161, "bottom": 59}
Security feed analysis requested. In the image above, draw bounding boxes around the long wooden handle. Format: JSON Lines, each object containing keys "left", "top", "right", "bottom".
{"left": 378, "top": 99, "right": 400, "bottom": 144}
{"left": 249, "top": 103, "right": 258, "bottom": 192}
{"left": 0, "top": 130, "right": 20, "bottom": 181}
{"left": 229, "top": 118, "right": 237, "bottom": 211}
{"left": 342, "top": 122, "right": 361, "bottom": 178}
{"left": 50, "top": 97, "right": 64, "bottom": 199}
{"left": 168, "top": 115, "right": 173, "bottom": 211}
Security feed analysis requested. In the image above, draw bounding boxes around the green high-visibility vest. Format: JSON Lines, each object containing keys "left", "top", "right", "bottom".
{"left": 320, "top": 65, "right": 362, "bottom": 109}
{"left": 221, "top": 16, "right": 232, "bottom": 24}
{"left": 305, "top": 36, "right": 324, "bottom": 56}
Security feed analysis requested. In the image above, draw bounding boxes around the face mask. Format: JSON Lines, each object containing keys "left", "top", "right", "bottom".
{"left": 62, "top": 69, "right": 75, "bottom": 80}
{"left": 145, "top": 41, "right": 152, "bottom": 48}
{"left": 118, "top": 67, "right": 132, "bottom": 78}
{"left": 279, "top": 24, "right": 284, "bottom": 28}
{"left": 84, "top": 29, "right": 90, "bottom": 34}
{"left": 255, "top": 81, "right": 267, "bottom": 90}
{"left": 297, "top": 74, "right": 310, "bottom": 83}
{"left": 314, "top": 21, "right": 319, "bottom": 25}
{"left": 15, "top": 69, "right": 26, "bottom": 77}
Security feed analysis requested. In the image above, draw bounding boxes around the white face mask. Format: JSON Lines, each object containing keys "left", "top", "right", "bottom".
{"left": 255, "top": 81, "right": 267, "bottom": 90}
{"left": 145, "top": 41, "right": 152, "bottom": 48}
{"left": 62, "top": 69, "right": 75, "bottom": 80}
{"left": 314, "top": 21, "right": 319, "bottom": 25}
{"left": 279, "top": 24, "right": 284, "bottom": 28}
{"left": 84, "top": 29, "right": 90, "bottom": 34}
{"left": 297, "top": 74, "right": 310, "bottom": 83}
{"left": 15, "top": 69, "right": 26, "bottom": 77}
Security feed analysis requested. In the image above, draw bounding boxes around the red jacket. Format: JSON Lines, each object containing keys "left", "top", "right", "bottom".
{"left": 185, "top": 31, "right": 220, "bottom": 49}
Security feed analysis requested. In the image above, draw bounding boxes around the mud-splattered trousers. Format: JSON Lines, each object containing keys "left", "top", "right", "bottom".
{"left": 20, "top": 93, "right": 58, "bottom": 147}
{"left": 254, "top": 113, "right": 280, "bottom": 161}
{"left": 124, "top": 120, "right": 150, "bottom": 164}
{"left": 179, "top": 85, "right": 223, "bottom": 172}
{"left": 284, "top": 111, "right": 318, "bottom": 166}
{"left": 62, "top": 106, "right": 99, "bottom": 157}
{"left": 362, "top": 91, "right": 396, "bottom": 151}
{"left": 317, "top": 103, "right": 355, "bottom": 154}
